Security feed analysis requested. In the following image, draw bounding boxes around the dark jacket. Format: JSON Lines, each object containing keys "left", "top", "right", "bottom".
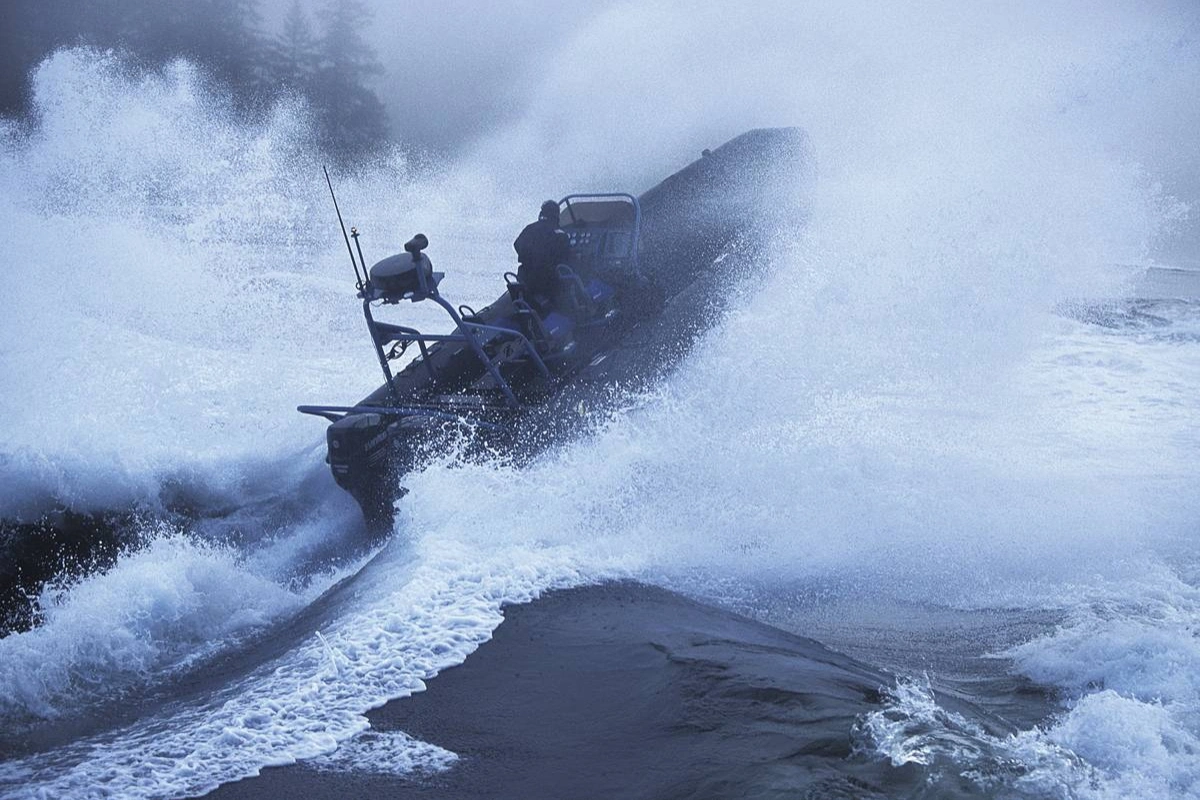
{"left": 514, "top": 218, "right": 570, "bottom": 298}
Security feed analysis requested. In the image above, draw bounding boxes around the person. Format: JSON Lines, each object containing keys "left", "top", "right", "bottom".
{"left": 513, "top": 200, "right": 570, "bottom": 307}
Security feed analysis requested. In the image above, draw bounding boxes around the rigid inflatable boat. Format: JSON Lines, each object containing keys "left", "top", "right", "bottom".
{"left": 301, "top": 128, "right": 811, "bottom": 532}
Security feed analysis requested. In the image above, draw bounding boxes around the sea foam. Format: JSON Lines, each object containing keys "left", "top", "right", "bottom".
{"left": 0, "top": 533, "right": 304, "bottom": 720}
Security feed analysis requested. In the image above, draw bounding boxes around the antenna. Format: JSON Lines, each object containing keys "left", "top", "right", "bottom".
{"left": 323, "top": 165, "right": 366, "bottom": 291}
{"left": 351, "top": 226, "right": 368, "bottom": 287}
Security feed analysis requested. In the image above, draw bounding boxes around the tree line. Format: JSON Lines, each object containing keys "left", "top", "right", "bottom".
{"left": 0, "top": 0, "right": 389, "bottom": 160}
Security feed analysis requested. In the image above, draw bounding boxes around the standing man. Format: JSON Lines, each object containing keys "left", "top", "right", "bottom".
{"left": 513, "top": 200, "right": 571, "bottom": 307}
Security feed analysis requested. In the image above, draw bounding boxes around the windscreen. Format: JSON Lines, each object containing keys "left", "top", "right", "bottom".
{"left": 559, "top": 199, "right": 636, "bottom": 227}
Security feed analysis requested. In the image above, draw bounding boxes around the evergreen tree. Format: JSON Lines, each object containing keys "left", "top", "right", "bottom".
{"left": 197, "top": 0, "right": 267, "bottom": 92}
{"left": 270, "top": 0, "right": 320, "bottom": 93}
{"left": 0, "top": 0, "right": 58, "bottom": 114}
{"left": 158, "top": 0, "right": 268, "bottom": 101}
{"left": 311, "top": 0, "right": 389, "bottom": 159}
{"left": 0, "top": 0, "right": 392, "bottom": 158}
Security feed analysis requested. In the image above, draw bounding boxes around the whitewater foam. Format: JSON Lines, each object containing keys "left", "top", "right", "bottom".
{"left": 0, "top": 49, "right": 514, "bottom": 522}
{"left": 2, "top": 1, "right": 1199, "bottom": 795}
{"left": 0, "top": 535, "right": 605, "bottom": 800}
{"left": 307, "top": 730, "right": 458, "bottom": 776}
{"left": 999, "top": 568, "right": 1200, "bottom": 800}
{"left": 861, "top": 677, "right": 1095, "bottom": 799}
{"left": 0, "top": 533, "right": 306, "bottom": 720}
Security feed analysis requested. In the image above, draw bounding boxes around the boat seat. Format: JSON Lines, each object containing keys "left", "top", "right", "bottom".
{"left": 542, "top": 311, "right": 574, "bottom": 342}
{"left": 556, "top": 265, "right": 592, "bottom": 313}
{"left": 555, "top": 266, "right": 619, "bottom": 318}
{"left": 507, "top": 298, "right": 576, "bottom": 358}
{"left": 584, "top": 277, "right": 615, "bottom": 305}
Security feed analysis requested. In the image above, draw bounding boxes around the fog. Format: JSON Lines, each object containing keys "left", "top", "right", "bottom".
{"left": 367, "top": 0, "right": 603, "bottom": 150}
{"left": 252, "top": 0, "right": 611, "bottom": 153}
{"left": 1, "top": 7, "right": 1198, "bottom": 794}
{"left": 293, "top": 0, "right": 1198, "bottom": 259}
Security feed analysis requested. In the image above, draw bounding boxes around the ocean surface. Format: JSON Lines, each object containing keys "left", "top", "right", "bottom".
{"left": 2, "top": 4, "right": 1199, "bottom": 797}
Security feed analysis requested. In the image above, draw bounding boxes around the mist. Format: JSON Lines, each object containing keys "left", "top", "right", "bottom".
{"left": 2, "top": 3, "right": 1200, "bottom": 797}
{"left": 350, "top": 0, "right": 1200, "bottom": 260}
{"left": 2, "top": 0, "right": 1195, "bottom": 520}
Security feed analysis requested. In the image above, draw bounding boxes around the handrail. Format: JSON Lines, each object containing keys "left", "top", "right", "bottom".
{"left": 373, "top": 322, "right": 551, "bottom": 379}
{"left": 348, "top": 211, "right": 629, "bottom": 418}
{"left": 379, "top": 322, "right": 435, "bottom": 381}
{"left": 429, "top": 293, "right": 523, "bottom": 407}
{"left": 297, "top": 404, "right": 505, "bottom": 430}
{"left": 460, "top": 321, "right": 551, "bottom": 379}
{"left": 365, "top": 294, "right": 555, "bottom": 410}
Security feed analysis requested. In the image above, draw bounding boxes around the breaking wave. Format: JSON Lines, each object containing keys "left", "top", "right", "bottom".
{"left": 1, "top": 0, "right": 1199, "bottom": 796}
{"left": 0, "top": 533, "right": 305, "bottom": 720}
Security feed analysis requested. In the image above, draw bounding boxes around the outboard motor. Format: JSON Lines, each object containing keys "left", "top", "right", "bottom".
{"left": 368, "top": 234, "right": 441, "bottom": 301}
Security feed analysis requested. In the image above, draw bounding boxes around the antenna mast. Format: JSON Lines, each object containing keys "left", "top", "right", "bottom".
{"left": 324, "top": 165, "right": 366, "bottom": 291}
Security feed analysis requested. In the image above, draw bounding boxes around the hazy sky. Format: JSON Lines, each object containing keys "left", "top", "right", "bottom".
{"left": 262, "top": 0, "right": 1199, "bottom": 257}
{"left": 262, "top": 0, "right": 616, "bottom": 152}
{"left": 370, "top": 0, "right": 616, "bottom": 151}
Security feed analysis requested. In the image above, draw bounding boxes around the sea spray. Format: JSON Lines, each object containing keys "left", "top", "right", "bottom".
{"left": 1, "top": 1, "right": 1198, "bottom": 796}
{"left": 0, "top": 532, "right": 303, "bottom": 720}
